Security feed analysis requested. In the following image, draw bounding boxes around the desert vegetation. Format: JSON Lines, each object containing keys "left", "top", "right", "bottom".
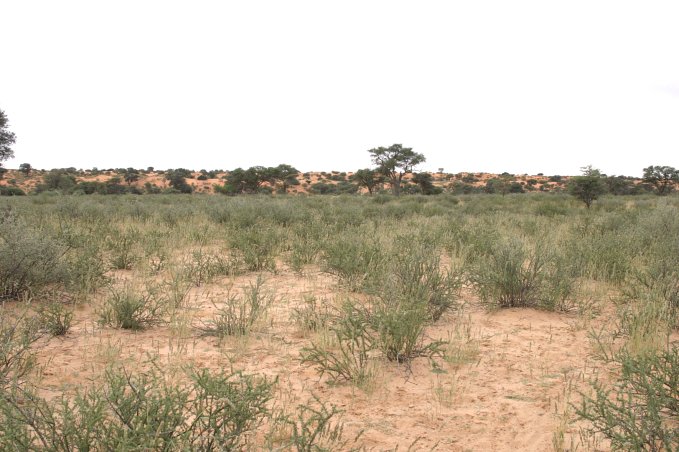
{"left": 0, "top": 191, "right": 676, "bottom": 450}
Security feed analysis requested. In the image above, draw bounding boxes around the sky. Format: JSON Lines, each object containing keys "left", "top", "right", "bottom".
{"left": 1, "top": 1, "right": 678, "bottom": 177}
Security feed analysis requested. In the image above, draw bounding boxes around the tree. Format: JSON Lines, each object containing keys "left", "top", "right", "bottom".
{"left": 165, "top": 168, "right": 193, "bottom": 193}
{"left": 642, "top": 165, "right": 679, "bottom": 195}
{"left": 122, "top": 168, "right": 140, "bottom": 186}
{"left": 0, "top": 109, "right": 16, "bottom": 168}
{"left": 226, "top": 167, "right": 265, "bottom": 194}
{"left": 369, "top": 144, "right": 425, "bottom": 196}
{"left": 411, "top": 172, "right": 441, "bottom": 195}
{"left": 351, "top": 168, "right": 384, "bottom": 195}
{"left": 19, "top": 163, "right": 31, "bottom": 175}
{"left": 484, "top": 175, "right": 512, "bottom": 196}
{"left": 269, "top": 164, "right": 299, "bottom": 193}
{"left": 568, "top": 165, "right": 606, "bottom": 208}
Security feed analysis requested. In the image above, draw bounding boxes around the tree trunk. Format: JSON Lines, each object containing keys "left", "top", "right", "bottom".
{"left": 391, "top": 174, "right": 402, "bottom": 196}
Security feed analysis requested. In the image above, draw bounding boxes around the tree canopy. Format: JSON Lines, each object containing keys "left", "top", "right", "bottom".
{"left": 0, "top": 109, "right": 17, "bottom": 167}
{"left": 642, "top": 165, "right": 679, "bottom": 195}
{"left": 351, "top": 168, "right": 384, "bottom": 195}
{"left": 568, "top": 165, "right": 606, "bottom": 208}
{"left": 369, "top": 144, "right": 425, "bottom": 196}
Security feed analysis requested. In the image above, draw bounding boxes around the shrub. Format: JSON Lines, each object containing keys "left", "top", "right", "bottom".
{"left": 0, "top": 213, "right": 68, "bottom": 300}
{"left": 99, "top": 285, "right": 167, "bottom": 330}
{"left": 469, "top": 237, "right": 575, "bottom": 310}
{"left": 279, "top": 395, "right": 356, "bottom": 451}
{"left": 290, "top": 295, "right": 334, "bottom": 333}
{"left": 0, "top": 187, "right": 25, "bottom": 196}
{"left": 37, "top": 302, "right": 73, "bottom": 336}
{"left": 198, "top": 276, "right": 273, "bottom": 337}
{"left": 0, "top": 311, "right": 40, "bottom": 390}
{"left": 576, "top": 346, "right": 678, "bottom": 451}
{"left": 106, "top": 228, "right": 139, "bottom": 270}
{"left": 228, "top": 226, "right": 281, "bottom": 272}
{"left": 300, "top": 300, "right": 375, "bottom": 385}
{"left": 0, "top": 366, "right": 275, "bottom": 450}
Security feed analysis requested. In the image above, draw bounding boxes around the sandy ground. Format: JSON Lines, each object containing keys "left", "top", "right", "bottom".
{"left": 26, "top": 264, "right": 617, "bottom": 452}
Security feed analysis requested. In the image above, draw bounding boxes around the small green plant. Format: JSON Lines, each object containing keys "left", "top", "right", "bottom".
{"left": 106, "top": 228, "right": 139, "bottom": 270}
{"left": 0, "top": 365, "right": 276, "bottom": 451}
{"left": 0, "top": 311, "right": 41, "bottom": 390}
{"left": 99, "top": 285, "right": 167, "bottom": 330}
{"left": 370, "top": 289, "right": 445, "bottom": 364}
{"left": 198, "top": 276, "right": 273, "bottom": 337}
{"left": 281, "top": 395, "right": 360, "bottom": 451}
{"left": 300, "top": 300, "right": 375, "bottom": 386}
{"left": 576, "top": 346, "right": 679, "bottom": 451}
{"left": 229, "top": 226, "right": 281, "bottom": 272}
{"left": 322, "top": 233, "right": 385, "bottom": 291}
{"left": 184, "top": 247, "right": 240, "bottom": 286}
{"left": 37, "top": 302, "right": 73, "bottom": 336}
{"left": 290, "top": 295, "right": 334, "bottom": 333}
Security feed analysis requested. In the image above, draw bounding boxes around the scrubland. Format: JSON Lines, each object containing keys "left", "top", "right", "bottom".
{"left": 0, "top": 193, "right": 677, "bottom": 450}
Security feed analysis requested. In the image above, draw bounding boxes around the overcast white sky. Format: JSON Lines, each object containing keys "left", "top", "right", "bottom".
{"left": 1, "top": 1, "right": 678, "bottom": 176}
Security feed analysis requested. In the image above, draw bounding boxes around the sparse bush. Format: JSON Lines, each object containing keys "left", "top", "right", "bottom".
{"left": 0, "top": 311, "right": 40, "bottom": 390}
{"left": 229, "top": 226, "right": 281, "bottom": 272}
{"left": 300, "top": 300, "right": 375, "bottom": 385}
{"left": 469, "top": 237, "right": 575, "bottom": 311}
{"left": 198, "top": 277, "right": 273, "bottom": 337}
{"left": 0, "top": 365, "right": 275, "bottom": 450}
{"left": 576, "top": 346, "right": 679, "bottom": 451}
{"left": 106, "top": 228, "right": 139, "bottom": 270}
{"left": 99, "top": 285, "right": 167, "bottom": 330}
{"left": 37, "top": 302, "right": 73, "bottom": 336}
{"left": 291, "top": 295, "right": 334, "bottom": 333}
{"left": 0, "top": 213, "right": 69, "bottom": 300}
{"left": 280, "top": 395, "right": 357, "bottom": 451}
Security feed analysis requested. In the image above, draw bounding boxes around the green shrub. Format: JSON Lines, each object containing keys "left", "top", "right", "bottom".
{"left": 228, "top": 226, "right": 281, "bottom": 272}
{"left": 322, "top": 232, "right": 386, "bottom": 291}
{"left": 99, "top": 285, "right": 167, "bottom": 330}
{"left": 469, "top": 237, "right": 575, "bottom": 310}
{"left": 37, "top": 302, "right": 73, "bottom": 336}
{"left": 0, "top": 213, "right": 68, "bottom": 300}
{"left": 0, "top": 187, "right": 26, "bottom": 196}
{"left": 0, "top": 366, "right": 275, "bottom": 450}
{"left": 198, "top": 276, "right": 273, "bottom": 337}
{"left": 300, "top": 300, "right": 375, "bottom": 385}
{"left": 279, "top": 395, "right": 358, "bottom": 451}
{"left": 106, "top": 228, "right": 139, "bottom": 270}
{"left": 290, "top": 295, "right": 333, "bottom": 333}
{"left": 576, "top": 346, "right": 678, "bottom": 451}
{"left": 0, "top": 311, "right": 40, "bottom": 390}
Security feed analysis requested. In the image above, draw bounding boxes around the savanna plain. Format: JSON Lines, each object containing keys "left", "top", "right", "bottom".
{"left": 1, "top": 193, "right": 677, "bottom": 451}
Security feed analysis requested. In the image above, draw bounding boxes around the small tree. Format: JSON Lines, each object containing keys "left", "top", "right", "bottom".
{"left": 0, "top": 109, "right": 16, "bottom": 168}
{"left": 165, "top": 168, "right": 193, "bottom": 193}
{"left": 351, "top": 168, "right": 383, "bottom": 195}
{"left": 369, "top": 144, "right": 425, "bottom": 196}
{"left": 226, "top": 167, "right": 265, "bottom": 194}
{"left": 269, "top": 164, "right": 299, "bottom": 193}
{"left": 484, "top": 175, "right": 512, "bottom": 196}
{"left": 122, "top": 168, "right": 140, "bottom": 186}
{"left": 19, "top": 163, "right": 31, "bottom": 175}
{"left": 642, "top": 165, "right": 679, "bottom": 195}
{"left": 568, "top": 165, "right": 606, "bottom": 208}
{"left": 411, "top": 172, "right": 441, "bottom": 195}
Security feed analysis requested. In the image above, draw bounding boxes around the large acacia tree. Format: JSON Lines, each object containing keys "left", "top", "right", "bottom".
{"left": 0, "top": 109, "right": 17, "bottom": 167}
{"left": 369, "top": 144, "right": 425, "bottom": 196}
{"left": 642, "top": 165, "right": 679, "bottom": 195}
